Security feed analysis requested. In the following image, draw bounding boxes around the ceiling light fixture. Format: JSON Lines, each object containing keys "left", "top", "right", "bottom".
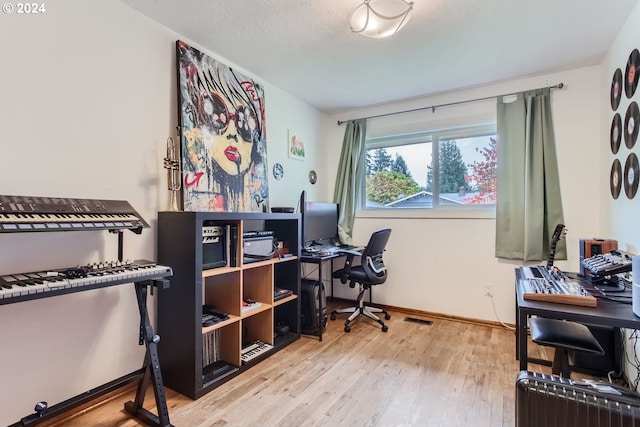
{"left": 350, "top": 0, "right": 414, "bottom": 39}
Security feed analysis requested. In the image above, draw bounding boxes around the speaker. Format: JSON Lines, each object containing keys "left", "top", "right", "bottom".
{"left": 633, "top": 256, "right": 640, "bottom": 317}
{"left": 243, "top": 236, "right": 276, "bottom": 263}
{"left": 202, "top": 225, "right": 226, "bottom": 270}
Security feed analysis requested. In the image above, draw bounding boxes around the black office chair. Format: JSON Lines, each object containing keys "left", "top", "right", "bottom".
{"left": 330, "top": 228, "right": 391, "bottom": 332}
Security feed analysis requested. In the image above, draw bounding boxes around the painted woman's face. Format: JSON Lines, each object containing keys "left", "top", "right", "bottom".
{"left": 199, "top": 92, "right": 258, "bottom": 176}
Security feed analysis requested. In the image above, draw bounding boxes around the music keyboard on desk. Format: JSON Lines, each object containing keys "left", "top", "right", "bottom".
{"left": 519, "top": 266, "right": 597, "bottom": 307}
{"left": 581, "top": 249, "right": 633, "bottom": 276}
{"left": 0, "top": 260, "right": 172, "bottom": 305}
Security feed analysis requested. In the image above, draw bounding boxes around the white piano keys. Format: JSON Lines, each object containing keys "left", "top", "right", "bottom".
{"left": 0, "top": 261, "right": 172, "bottom": 303}
{"left": 240, "top": 340, "right": 273, "bottom": 363}
{"left": 0, "top": 273, "right": 66, "bottom": 299}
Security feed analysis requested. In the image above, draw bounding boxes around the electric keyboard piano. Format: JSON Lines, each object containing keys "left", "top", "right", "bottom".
{"left": 0, "top": 195, "right": 149, "bottom": 233}
{"left": 0, "top": 260, "right": 172, "bottom": 306}
{"left": 1, "top": 195, "right": 174, "bottom": 426}
{"left": 241, "top": 340, "right": 273, "bottom": 363}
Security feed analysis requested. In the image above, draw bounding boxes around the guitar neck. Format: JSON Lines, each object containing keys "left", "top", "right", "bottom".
{"left": 547, "top": 224, "right": 565, "bottom": 267}
{"left": 547, "top": 242, "right": 558, "bottom": 267}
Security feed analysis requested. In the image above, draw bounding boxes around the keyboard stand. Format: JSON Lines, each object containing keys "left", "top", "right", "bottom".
{"left": 124, "top": 279, "right": 173, "bottom": 427}
{"left": 16, "top": 279, "right": 174, "bottom": 427}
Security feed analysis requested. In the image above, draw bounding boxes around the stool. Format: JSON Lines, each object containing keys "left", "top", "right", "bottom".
{"left": 529, "top": 317, "right": 605, "bottom": 378}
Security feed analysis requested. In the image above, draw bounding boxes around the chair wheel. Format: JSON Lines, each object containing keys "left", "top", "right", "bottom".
{"left": 330, "top": 314, "right": 336, "bottom": 321}
{"left": 344, "top": 325, "right": 351, "bottom": 332}
{"left": 385, "top": 313, "right": 391, "bottom": 320}
{"left": 382, "top": 325, "right": 388, "bottom": 332}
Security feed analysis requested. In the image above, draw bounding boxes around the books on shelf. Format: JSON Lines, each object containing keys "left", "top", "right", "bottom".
{"left": 274, "top": 287, "right": 293, "bottom": 301}
{"left": 241, "top": 300, "right": 261, "bottom": 311}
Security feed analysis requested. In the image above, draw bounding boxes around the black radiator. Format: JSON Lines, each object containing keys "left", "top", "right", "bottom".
{"left": 516, "top": 371, "right": 640, "bottom": 427}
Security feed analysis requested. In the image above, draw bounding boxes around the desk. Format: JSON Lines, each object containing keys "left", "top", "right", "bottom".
{"left": 301, "top": 252, "right": 344, "bottom": 294}
{"left": 515, "top": 267, "right": 639, "bottom": 372}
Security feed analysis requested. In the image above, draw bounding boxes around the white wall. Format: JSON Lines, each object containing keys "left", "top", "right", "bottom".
{"left": 0, "top": 1, "right": 327, "bottom": 424}
{"left": 600, "top": 2, "right": 640, "bottom": 388}
{"left": 327, "top": 66, "right": 604, "bottom": 325}
{"left": 601, "top": 3, "right": 640, "bottom": 251}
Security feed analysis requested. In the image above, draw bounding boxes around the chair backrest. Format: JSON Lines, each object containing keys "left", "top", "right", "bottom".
{"left": 360, "top": 228, "right": 391, "bottom": 285}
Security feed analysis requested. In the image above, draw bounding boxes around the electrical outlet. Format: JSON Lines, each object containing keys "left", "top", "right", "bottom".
{"left": 484, "top": 283, "right": 494, "bottom": 297}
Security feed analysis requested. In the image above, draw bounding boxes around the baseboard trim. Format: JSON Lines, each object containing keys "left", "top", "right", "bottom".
{"left": 39, "top": 382, "right": 137, "bottom": 427}
{"left": 328, "top": 297, "right": 516, "bottom": 330}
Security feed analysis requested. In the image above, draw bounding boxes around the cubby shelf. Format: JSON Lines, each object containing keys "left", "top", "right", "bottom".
{"left": 202, "top": 315, "right": 240, "bottom": 334}
{"left": 203, "top": 265, "right": 240, "bottom": 277}
{"left": 274, "top": 294, "right": 297, "bottom": 306}
{"left": 157, "top": 211, "right": 301, "bottom": 399}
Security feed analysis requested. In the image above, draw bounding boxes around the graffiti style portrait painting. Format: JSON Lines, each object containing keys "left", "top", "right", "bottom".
{"left": 176, "top": 40, "right": 269, "bottom": 212}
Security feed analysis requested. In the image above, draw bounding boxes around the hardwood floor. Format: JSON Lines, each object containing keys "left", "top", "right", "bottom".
{"left": 41, "top": 305, "right": 584, "bottom": 427}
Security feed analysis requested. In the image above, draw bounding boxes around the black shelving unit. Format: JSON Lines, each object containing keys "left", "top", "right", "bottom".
{"left": 157, "top": 212, "right": 301, "bottom": 399}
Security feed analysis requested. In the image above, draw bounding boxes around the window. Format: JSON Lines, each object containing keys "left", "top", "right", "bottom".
{"left": 363, "top": 123, "right": 496, "bottom": 210}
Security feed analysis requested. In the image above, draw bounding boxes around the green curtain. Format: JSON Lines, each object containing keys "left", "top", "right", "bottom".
{"left": 495, "top": 88, "right": 566, "bottom": 261}
{"left": 333, "top": 119, "right": 367, "bottom": 245}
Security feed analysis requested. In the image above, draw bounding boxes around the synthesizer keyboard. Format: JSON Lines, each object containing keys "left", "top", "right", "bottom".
{"left": 0, "top": 195, "right": 149, "bottom": 233}
{"left": 519, "top": 266, "right": 597, "bottom": 307}
{"left": 581, "top": 249, "right": 634, "bottom": 277}
{"left": 241, "top": 340, "right": 273, "bottom": 364}
{"left": 0, "top": 260, "right": 172, "bottom": 305}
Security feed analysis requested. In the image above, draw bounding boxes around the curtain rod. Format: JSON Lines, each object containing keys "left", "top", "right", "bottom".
{"left": 336, "top": 82, "right": 564, "bottom": 125}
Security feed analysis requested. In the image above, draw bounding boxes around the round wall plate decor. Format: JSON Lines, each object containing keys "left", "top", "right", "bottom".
{"left": 272, "top": 162, "right": 284, "bottom": 180}
{"left": 625, "top": 48, "right": 639, "bottom": 99}
{"left": 308, "top": 170, "right": 317, "bottom": 184}
{"left": 624, "top": 152, "right": 639, "bottom": 199}
{"left": 611, "top": 113, "right": 622, "bottom": 154}
{"left": 611, "top": 68, "right": 622, "bottom": 111}
{"left": 610, "top": 158, "right": 622, "bottom": 200}
{"left": 624, "top": 101, "right": 639, "bottom": 149}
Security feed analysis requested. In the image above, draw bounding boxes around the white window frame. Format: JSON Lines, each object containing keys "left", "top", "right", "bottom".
{"left": 358, "top": 122, "right": 497, "bottom": 220}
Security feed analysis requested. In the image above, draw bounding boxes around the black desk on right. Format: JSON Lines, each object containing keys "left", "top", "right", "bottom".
{"left": 515, "top": 267, "right": 640, "bottom": 373}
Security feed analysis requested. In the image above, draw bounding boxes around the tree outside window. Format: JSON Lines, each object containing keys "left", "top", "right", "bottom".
{"left": 363, "top": 126, "right": 496, "bottom": 209}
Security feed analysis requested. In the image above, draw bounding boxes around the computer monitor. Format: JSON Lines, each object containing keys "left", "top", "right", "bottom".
{"left": 301, "top": 201, "right": 339, "bottom": 247}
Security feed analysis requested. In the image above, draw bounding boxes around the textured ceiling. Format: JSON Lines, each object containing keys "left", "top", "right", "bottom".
{"left": 120, "top": 0, "right": 638, "bottom": 114}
